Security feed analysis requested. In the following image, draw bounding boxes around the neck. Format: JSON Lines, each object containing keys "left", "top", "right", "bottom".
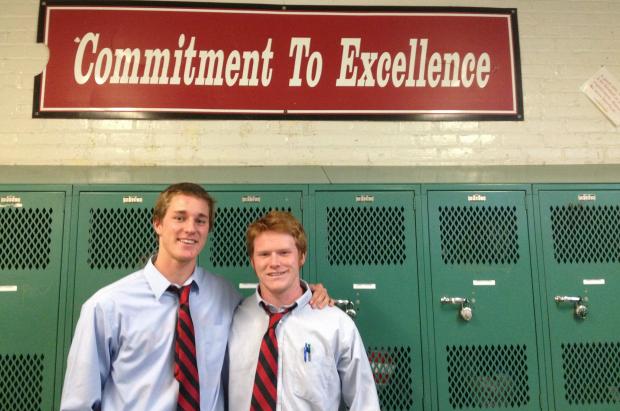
{"left": 153, "top": 255, "right": 196, "bottom": 285}
{"left": 259, "top": 282, "right": 304, "bottom": 309}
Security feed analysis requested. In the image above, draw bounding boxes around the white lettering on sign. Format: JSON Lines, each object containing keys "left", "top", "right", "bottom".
{"left": 473, "top": 280, "right": 496, "bottom": 286}
{"left": 289, "top": 37, "right": 323, "bottom": 87}
{"left": 74, "top": 33, "right": 274, "bottom": 87}
{"left": 239, "top": 283, "right": 258, "bottom": 289}
{"left": 0, "top": 286, "right": 18, "bottom": 292}
{"left": 336, "top": 38, "right": 490, "bottom": 89}
{"left": 577, "top": 193, "right": 596, "bottom": 201}
{"left": 122, "top": 196, "right": 143, "bottom": 204}
{"left": 355, "top": 195, "right": 375, "bottom": 203}
{"left": 467, "top": 194, "right": 487, "bottom": 202}
{"left": 73, "top": 33, "right": 492, "bottom": 91}
{"left": 241, "top": 195, "right": 261, "bottom": 203}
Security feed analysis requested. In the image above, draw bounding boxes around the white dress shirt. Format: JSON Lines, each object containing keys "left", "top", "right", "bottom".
{"left": 228, "top": 281, "right": 380, "bottom": 411}
{"left": 60, "top": 257, "right": 241, "bottom": 411}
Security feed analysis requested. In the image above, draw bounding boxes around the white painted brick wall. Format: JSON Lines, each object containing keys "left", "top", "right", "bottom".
{"left": 0, "top": 0, "right": 619, "bottom": 166}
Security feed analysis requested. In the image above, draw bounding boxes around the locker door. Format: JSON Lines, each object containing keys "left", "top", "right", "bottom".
{"left": 314, "top": 190, "right": 422, "bottom": 411}
{"left": 73, "top": 192, "right": 159, "bottom": 325}
{"left": 427, "top": 190, "right": 541, "bottom": 411}
{"left": 199, "top": 190, "right": 302, "bottom": 297}
{"left": 0, "top": 191, "right": 66, "bottom": 411}
{"left": 539, "top": 190, "right": 620, "bottom": 410}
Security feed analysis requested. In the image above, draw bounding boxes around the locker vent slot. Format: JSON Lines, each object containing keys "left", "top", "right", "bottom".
{"left": 550, "top": 205, "right": 620, "bottom": 264}
{"left": 88, "top": 208, "right": 156, "bottom": 270}
{"left": 326, "top": 206, "right": 406, "bottom": 266}
{"left": 446, "top": 344, "right": 530, "bottom": 409}
{"left": 561, "top": 341, "right": 620, "bottom": 405}
{"left": 0, "top": 208, "right": 53, "bottom": 270}
{"left": 367, "top": 346, "right": 413, "bottom": 410}
{"left": 0, "top": 354, "right": 44, "bottom": 411}
{"left": 439, "top": 206, "right": 519, "bottom": 265}
{"left": 210, "top": 206, "right": 291, "bottom": 267}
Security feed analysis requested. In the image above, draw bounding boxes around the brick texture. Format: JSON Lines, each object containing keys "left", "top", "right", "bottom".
{"left": 0, "top": 0, "right": 619, "bottom": 166}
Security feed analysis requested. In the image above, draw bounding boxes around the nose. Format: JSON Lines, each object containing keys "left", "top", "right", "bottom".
{"left": 183, "top": 218, "right": 198, "bottom": 233}
{"left": 268, "top": 252, "right": 280, "bottom": 267}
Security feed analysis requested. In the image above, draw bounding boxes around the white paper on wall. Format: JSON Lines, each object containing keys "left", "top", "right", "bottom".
{"left": 581, "top": 67, "right": 620, "bottom": 127}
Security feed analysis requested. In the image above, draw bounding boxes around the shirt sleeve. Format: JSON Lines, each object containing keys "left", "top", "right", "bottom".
{"left": 60, "top": 300, "right": 114, "bottom": 411}
{"left": 337, "top": 318, "right": 381, "bottom": 411}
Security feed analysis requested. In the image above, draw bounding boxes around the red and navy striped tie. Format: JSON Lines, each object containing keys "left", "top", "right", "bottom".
{"left": 170, "top": 285, "right": 200, "bottom": 411}
{"left": 250, "top": 303, "right": 296, "bottom": 411}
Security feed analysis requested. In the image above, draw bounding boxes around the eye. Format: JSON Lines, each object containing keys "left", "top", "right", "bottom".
{"left": 173, "top": 216, "right": 184, "bottom": 222}
{"left": 197, "top": 218, "right": 208, "bottom": 225}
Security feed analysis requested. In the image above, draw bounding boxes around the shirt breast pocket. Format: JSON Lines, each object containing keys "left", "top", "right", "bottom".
{"left": 290, "top": 351, "right": 339, "bottom": 407}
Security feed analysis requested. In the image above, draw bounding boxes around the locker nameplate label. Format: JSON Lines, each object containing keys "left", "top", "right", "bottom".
{"left": 583, "top": 279, "right": 605, "bottom": 285}
{"left": 353, "top": 283, "right": 376, "bottom": 290}
{"left": 1, "top": 195, "right": 21, "bottom": 203}
{"left": 242, "top": 196, "right": 261, "bottom": 203}
{"left": 122, "top": 196, "right": 143, "bottom": 203}
{"left": 355, "top": 195, "right": 375, "bottom": 203}
{"left": 577, "top": 193, "right": 596, "bottom": 201}
{"left": 0, "top": 285, "right": 18, "bottom": 292}
{"left": 473, "top": 280, "right": 496, "bottom": 286}
{"left": 467, "top": 194, "right": 487, "bottom": 202}
{"left": 239, "top": 283, "right": 258, "bottom": 289}
{"left": 0, "top": 195, "right": 23, "bottom": 208}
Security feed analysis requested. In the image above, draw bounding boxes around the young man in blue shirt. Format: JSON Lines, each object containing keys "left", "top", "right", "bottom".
{"left": 228, "top": 210, "right": 380, "bottom": 410}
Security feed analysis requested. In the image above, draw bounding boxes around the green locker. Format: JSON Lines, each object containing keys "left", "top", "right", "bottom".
{"left": 71, "top": 190, "right": 160, "bottom": 326}
{"left": 424, "top": 188, "right": 542, "bottom": 411}
{"left": 0, "top": 189, "right": 68, "bottom": 411}
{"left": 199, "top": 188, "right": 304, "bottom": 297}
{"left": 537, "top": 187, "right": 620, "bottom": 410}
{"left": 313, "top": 188, "right": 424, "bottom": 411}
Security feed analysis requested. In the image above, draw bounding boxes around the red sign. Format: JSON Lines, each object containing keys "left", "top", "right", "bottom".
{"left": 34, "top": 3, "right": 523, "bottom": 120}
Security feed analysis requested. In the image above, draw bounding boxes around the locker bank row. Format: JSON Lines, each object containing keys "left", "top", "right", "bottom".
{"left": 1, "top": 165, "right": 619, "bottom": 411}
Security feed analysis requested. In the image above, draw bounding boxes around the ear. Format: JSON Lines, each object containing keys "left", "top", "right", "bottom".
{"left": 299, "top": 252, "right": 306, "bottom": 267}
{"left": 249, "top": 255, "right": 258, "bottom": 274}
{"left": 153, "top": 219, "right": 163, "bottom": 237}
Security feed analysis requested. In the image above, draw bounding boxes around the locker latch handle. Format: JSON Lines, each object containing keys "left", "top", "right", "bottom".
{"left": 440, "top": 297, "right": 473, "bottom": 321}
{"left": 554, "top": 295, "right": 588, "bottom": 319}
{"left": 334, "top": 299, "right": 357, "bottom": 320}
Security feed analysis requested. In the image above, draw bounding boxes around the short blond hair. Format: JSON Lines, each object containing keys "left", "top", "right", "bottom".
{"left": 153, "top": 182, "right": 215, "bottom": 231}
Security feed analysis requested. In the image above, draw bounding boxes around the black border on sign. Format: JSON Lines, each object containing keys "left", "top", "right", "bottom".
{"left": 33, "top": 1, "right": 524, "bottom": 121}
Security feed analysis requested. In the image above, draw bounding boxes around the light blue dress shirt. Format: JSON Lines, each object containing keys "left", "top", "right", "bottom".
{"left": 228, "top": 282, "right": 380, "bottom": 411}
{"left": 60, "top": 258, "right": 241, "bottom": 411}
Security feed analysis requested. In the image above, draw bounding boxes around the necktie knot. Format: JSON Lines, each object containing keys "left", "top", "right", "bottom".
{"left": 168, "top": 284, "right": 191, "bottom": 306}
{"left": 263, "top": 303, "right": 297, "bottom": 330}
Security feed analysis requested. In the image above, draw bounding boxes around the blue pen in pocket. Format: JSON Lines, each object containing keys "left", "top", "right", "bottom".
{"left": 304, "top": 343, "right": 311, "bottom": 362}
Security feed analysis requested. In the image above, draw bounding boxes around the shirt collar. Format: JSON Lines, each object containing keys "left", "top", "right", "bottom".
{"left": 144, "top": 256, "right": 199, "bottom": 300}
{"left": 254, "top": 280, "right": 312, "bottom": 313}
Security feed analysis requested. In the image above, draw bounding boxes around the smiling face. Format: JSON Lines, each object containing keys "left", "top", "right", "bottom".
{"left": 153, "top": 193, "right": 210, "bottom": 281}
{"left": 250, "top": 231, "right": 306, "bottom": 307}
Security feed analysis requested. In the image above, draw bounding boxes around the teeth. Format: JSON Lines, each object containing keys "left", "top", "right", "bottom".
{"left": 180, "top": 239, "right": 197, "bottom": 244}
